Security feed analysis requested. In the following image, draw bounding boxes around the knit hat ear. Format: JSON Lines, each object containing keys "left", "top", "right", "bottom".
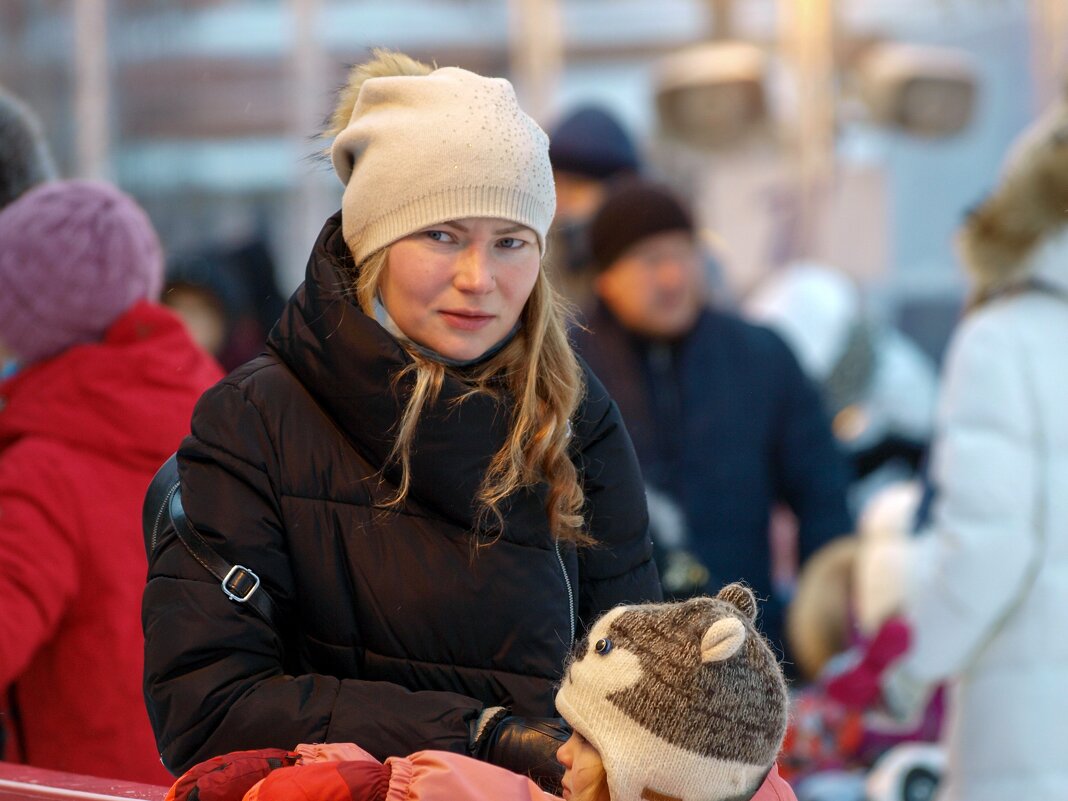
{"left": 700, "top": 616, "right": 747, "bottom": 663}
{"left": 716, "top": 582, "right": 758, "bottom": 622}
{"left": 0, "top": 180, "right": 164, "bottom": 365}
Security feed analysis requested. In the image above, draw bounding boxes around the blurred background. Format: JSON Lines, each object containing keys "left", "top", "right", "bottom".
{"left": 2, "top": 0, "right": 1065, "bottom": 364}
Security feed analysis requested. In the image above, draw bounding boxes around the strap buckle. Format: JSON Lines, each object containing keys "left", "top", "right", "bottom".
{"left": 222, "top": 565, "right": 261, "bottom": 603}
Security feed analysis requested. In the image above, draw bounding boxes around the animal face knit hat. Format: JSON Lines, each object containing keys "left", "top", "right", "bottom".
{"left": 330, "top": 62, "right": 556, "bottom": 265}
{"left": 556, "top": 584, "right": 789, "bottom": 801}
{"left": 0, "top": 180, "right": 164, "bottom": 365}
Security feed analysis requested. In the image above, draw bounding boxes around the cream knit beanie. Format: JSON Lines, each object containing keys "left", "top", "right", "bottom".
{"left": 556, "top": 584, "right": 788, "bottom": 801}
{"left": 330, "top": 62, "right": 556, "bottom": 265}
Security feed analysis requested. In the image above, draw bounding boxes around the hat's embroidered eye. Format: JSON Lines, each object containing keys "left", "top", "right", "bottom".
{"left": 594, "top": 638, "right": 613, "bottom": 655}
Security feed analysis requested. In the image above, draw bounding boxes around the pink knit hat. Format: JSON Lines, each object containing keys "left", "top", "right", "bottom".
{"left": 0, "top": 179, "right": 164, "bottom": 364}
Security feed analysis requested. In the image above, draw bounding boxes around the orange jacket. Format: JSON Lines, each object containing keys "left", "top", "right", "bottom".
{"left": 166, "top": 742, "right": 797, "bottom": 801}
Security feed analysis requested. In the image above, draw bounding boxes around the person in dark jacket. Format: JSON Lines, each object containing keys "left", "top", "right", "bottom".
{"left": 142, "top": 49, "right": 660, "bottom": 788}
{"left": 0, "top": 86, "right": 57, "bottom": 209}
{"left": 571, "top": 178, "right": 851, "bottom": 661}
{"left": 546, "top": 104, "right": 641, "bottom": 309}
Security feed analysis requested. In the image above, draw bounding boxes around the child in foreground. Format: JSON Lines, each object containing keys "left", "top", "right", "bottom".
{"left": 165, "top": 583, "right": 796, "bottom": 801}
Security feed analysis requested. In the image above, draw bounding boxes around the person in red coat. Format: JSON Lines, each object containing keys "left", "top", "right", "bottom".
{"left": 0, "top": 180, "right": 222, "bottom": 783}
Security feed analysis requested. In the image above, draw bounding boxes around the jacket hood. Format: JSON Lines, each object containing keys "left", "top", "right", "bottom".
{"left": 958, "top": 92, "right": 1068, "bottom": 293}
{"left": 267, "top": 212, "right": 551, "bottom": 537}
{"left": 0, "top": 301, "right": 221, "bottom": 471}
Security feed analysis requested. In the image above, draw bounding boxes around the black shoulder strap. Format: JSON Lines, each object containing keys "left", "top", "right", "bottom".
{"left": 169, "top": 489, "right": 279, "bottom": 627}
{"left": 145, "top": 454, "right": 278, "bottom": 627}
{"left": 144, "top": 453, "right": 181, "bottom": 557}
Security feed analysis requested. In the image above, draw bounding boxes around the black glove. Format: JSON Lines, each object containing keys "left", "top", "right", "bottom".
{"left": 470, "top": 710, "right": 571, "bottom": 792}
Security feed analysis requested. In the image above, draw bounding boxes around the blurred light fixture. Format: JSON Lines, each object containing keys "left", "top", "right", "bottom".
{"left": 857, "top": 42, "right": 978, "bottom": 138}
{"left": 654, "top": 41, "right": 769, "bottom": 150}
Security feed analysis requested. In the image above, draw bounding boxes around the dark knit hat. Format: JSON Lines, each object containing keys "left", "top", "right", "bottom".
{"left": 0, "top": 180, "right": 164, "bottom": 364}
{"left": 556, "top": 584, "right": 789, "bottom": 801}
{"left": 549, "top": 105, "right": 641, "bottom": 180}
{"left": 0, "top": 87, "right": 57, "bottom": 209}
{"left": 588, "top": 178, "right": 694, "bottom": 271}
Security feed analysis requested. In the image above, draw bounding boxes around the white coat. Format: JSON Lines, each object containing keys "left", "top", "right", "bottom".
{"left": 868, "top": 230, "right": 1068, "bottom": 801}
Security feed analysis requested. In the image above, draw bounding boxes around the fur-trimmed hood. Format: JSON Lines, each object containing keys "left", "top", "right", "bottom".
{"left": 958, "top": 90, "right": 1068, "bottom": 294}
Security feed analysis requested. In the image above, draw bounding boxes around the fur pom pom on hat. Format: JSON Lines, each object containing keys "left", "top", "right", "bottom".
{"left": 0, "top": 87, "right": 57, "bottom": 209}
{"left": 556, "top": 583, "right": 789, "bottom": 801}
{"left": 328, "top": 50, "right": 556, "bottom": 264}
{"left": 958, "top": 90, "right": 1068, "bottom": 295}
{"left": 588, "top": 178, "right": 694, "bottom": 272}
{"left": 0, "top": 180, "right": 164, "bottom": 365}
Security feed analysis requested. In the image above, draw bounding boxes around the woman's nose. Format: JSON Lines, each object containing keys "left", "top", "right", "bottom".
{"left": 454, "top": 247, "right": 495, "bottom": 294}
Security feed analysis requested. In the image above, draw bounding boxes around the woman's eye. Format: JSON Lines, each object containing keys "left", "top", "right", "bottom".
{"left": 425, "top": 230, "right": 454, "bottom": 243}
{"left": 594, "top": 638, "right": 613, "bottom": 655}
{"left": 498, "top": 237, "right": 527, "bottom": 250}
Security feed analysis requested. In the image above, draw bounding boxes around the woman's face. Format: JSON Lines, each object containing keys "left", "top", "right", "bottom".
{"left": 381, "top": 217, "right": 541, "bottom": 361}
{"left": 557, "top": 730, "right": 610, "bottom": 801}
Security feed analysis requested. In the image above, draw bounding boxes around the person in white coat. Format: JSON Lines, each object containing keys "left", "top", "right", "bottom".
{"left": 852, "top": 92, "right": 1068, "bottom": 801}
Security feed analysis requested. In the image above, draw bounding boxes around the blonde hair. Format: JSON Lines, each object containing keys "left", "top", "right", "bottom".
{"left": 785, "top": 536, "right": 858, "bottom": 682}
{"left": 326, "top": 49, "right": 588, "bottom": 545}
{"left": 352, "top": 247, "right": 591, "bottom": 546}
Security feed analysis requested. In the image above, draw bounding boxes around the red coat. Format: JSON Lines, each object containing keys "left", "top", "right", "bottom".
{"left": 0, "top": 301, "right": 222, "bottom": 784}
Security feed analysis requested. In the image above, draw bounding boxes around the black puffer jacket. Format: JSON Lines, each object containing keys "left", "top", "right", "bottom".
{"left": 142, "top": 213, "right": 660, "bottom": 775}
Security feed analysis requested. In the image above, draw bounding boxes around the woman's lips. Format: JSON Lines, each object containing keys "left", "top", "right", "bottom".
{"left": 440, "top": 310, "right": 495, "bottom": 331}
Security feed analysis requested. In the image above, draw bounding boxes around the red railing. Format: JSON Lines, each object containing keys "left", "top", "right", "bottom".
{"left": 0, "top": 763, "right": 168, "bottom": 801}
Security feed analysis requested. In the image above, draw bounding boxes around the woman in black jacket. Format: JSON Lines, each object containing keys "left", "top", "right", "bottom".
{"left": 142, "top": 50, "right": 660, "bottom": 786}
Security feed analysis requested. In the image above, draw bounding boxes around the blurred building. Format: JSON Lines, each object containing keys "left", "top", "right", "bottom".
{"left": 0, "top": 0, "right": 1058, "bottom": 361}
{"left": 0, "top": 0, "right": 710, "bottom": 291}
